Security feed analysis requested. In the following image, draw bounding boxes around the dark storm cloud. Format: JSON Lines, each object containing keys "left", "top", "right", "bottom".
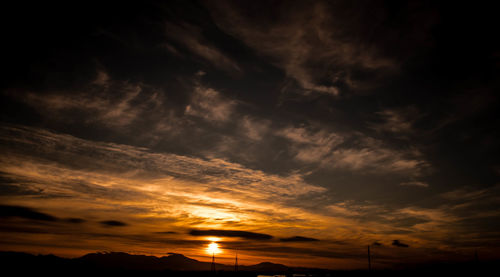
{"left": 0, "top": 205, "right": 57, "bottom": 221}
{"left": 280, "top": 236, "right": 319, "bottom": 242}
{"left": 392, "top": 240, "right": 409, "bottom": 248}
{"left": 99, "top": 220, "right": 128, "bottom": 227}
{"left": 189, "top": 229, "right": 273, "bottom": 240}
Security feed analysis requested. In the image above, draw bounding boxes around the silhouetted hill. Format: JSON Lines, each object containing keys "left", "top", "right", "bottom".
{"left": 0, "top": 251, "right": 296, "bottom": 275}
{"left": 1, "top": 251, "right": 498, "bottom": 277}
{"left": 79, "top": 251, "right": 305, "bottom": 272}
{"left": 242, "top": 261, "right": 290, "bottom": 272}
{"left": 80, "top": 252, "right": 226, "bottom": 271}
{"left": 160, "top": 253, "right": 210, "bottom": 270}
{"left": 78, "top": 252, "right": 300, "bottom": 272}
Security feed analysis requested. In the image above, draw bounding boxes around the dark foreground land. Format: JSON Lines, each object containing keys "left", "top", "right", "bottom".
{"left": 0, "top": 251, "right": 497, "bottom": 277}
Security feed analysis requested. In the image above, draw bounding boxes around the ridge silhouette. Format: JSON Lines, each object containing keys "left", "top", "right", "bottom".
{"left": 0, "top": 251, "right": 495, "bottom": 277}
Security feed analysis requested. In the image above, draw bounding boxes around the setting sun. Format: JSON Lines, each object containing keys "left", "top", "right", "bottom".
{"left": 206, "top": 242, "right": 221, "bottom": 255}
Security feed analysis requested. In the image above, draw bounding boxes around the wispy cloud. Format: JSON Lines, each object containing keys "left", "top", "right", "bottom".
{"left": 441, "top": 186, "right": 491, "bottom": 201}
{"left": 185, "top": 85, "right": 236, "bottom": 123}
{"left": 277, "top": 126, "right": 343, "bottom": 164}
{"left": 206, "top": 1, "right": 397, "bottom": 96}
{"left": 277, "top": 125, "right": 428, "bottom": 176}
{"left": 400, "top": 181, "right": 429, "bottom": 188}
{"left": 371, "top": 107, "right": 420, "bottom": 135}
{"left": 240, "top": 116, "right": 271, "bottom": 141}
{"left": 7, "top": 70, "right": 164, "bottom": 129}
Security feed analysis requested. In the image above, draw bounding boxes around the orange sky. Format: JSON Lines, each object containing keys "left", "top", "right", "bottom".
{"left": 1, "top": 126, "right": 496, "bottom": 269}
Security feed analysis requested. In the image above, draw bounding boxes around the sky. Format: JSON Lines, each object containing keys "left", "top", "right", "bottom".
{"left": 1, "top": 0, "right": 499, "bottom": 270}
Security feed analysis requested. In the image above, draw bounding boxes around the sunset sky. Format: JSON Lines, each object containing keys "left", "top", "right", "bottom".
{"left": 1, "top": 0, "right": 499, "bottom": 270}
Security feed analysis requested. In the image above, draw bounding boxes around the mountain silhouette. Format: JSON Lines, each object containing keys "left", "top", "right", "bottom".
{"left": 79, "top": 252, "right": 297, "bottom": 272}
{"left": 0, "top": 251, "right": 297, "bottom": 274}
{"left": 2, "top": 251, "right": 495, "bottom": 276}
{"left": 80, "top": 252, "right": 218, "bottom": 271}
{"left": 246, "top": 261, "right": 290, "bottom": 272}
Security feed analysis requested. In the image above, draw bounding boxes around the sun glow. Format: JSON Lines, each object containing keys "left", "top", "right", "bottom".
{"left": 206, "top": 242, "right": 221, "bottom": 254}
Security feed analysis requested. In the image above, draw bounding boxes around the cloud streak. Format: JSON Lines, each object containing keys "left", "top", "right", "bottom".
{"left": 0, "top": 205, "right": 57, "bottom": 221}
{"left": 100, "top": 220, "right": 128, "bottom": 227}
{"left": 189, "top": 229, "right": 273, "bottom": 240}
{"left": 280, "top": 236, "right": 319, "bottom": 242}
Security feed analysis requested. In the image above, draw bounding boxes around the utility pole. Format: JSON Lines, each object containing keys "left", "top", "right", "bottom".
{"left": 367, "top": 245, "right": 371, "bottom": 272}
{"left": 235, "top": 251, "right": 238, "bottom": 272}
{"left": 211, "top": 252, "right": 216, "bottom": 273}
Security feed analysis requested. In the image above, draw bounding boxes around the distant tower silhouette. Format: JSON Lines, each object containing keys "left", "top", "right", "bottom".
{"left": 235, "top": 251, "right": 238, "bottom": 272}
{"left": 211, "top": 252, "right": 216, "bottom": 273}
{"left": 367, "top": 245, "right": 371, "bottom": 272}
